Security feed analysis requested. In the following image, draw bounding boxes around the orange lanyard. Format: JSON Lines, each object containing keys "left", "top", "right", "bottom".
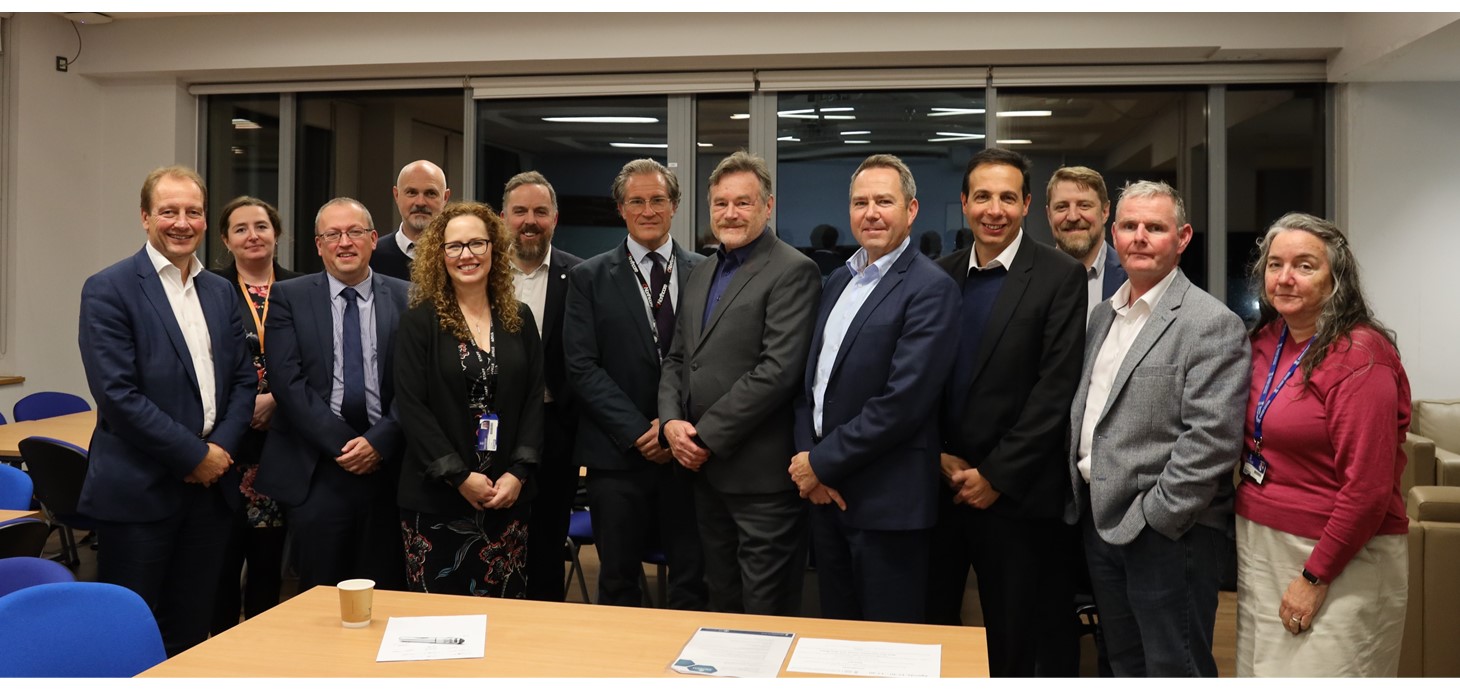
{"left": 237, "top": 272, "right": 274, "bottom": 353}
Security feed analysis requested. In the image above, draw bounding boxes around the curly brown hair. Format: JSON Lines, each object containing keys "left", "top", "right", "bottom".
{"left": 408, "top": 201, "right": 522, "bottom": 339}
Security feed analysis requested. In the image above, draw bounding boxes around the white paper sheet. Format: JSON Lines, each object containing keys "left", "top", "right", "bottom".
{"left": 376, "top": 614, "right": 487, "bottom": 662}
{"left": 670, "top": 627, "right": 796, "bottom": 678}
{"left": 786, "top": 637, "right": 941, "bottom": 678}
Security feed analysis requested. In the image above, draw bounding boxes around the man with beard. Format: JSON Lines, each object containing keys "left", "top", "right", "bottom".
{"left": 502, "top": 171, "right": 585, "bottom": 602}
{"left": 372, "top": 160, "right": 451, "bottom": 281}
{"left": 1047, "top": 166, "right": 1125, "bottom": 318}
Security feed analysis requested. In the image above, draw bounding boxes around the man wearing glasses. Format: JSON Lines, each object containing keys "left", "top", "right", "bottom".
{"left": 255, "top": 198, "right": 411, "bottom": 592}
{"left": 565, "top": 159, "right": 707, "bottom": 610}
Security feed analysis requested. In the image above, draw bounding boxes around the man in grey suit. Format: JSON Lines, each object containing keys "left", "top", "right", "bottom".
{"left": 1066, "top": 180, "right": 1248, "bottom": 677}
{"left": 659, "top": 151, "right": 821, "bottom": 616}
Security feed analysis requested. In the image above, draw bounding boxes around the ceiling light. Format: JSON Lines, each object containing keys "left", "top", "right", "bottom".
{"left": 996, "top": 139, "right": 1033, "bottom": 145}
{"left": 820, "top": 107, "right": 854, "bottom": 113}
{"left": 776, "top": 136, "right": 800, "bottom": 142}
{"left": 697, "top": 142, "right": 713, "bottom": 148}
{"left": 995, "top": 110, "right": 1052, "bottom": 118}
{"left": 777, "top": 108, "right": 817, "bottom": 119}
{"left": 543, "top": 116, "right": 660, "bottom": 124}
{"left": 231, "top": 147, "right": 245, "bottom": 155}
{"left": 843, "top": 140, "right": 871, "bottom": 145}
{"left": 927, "top": 132, "right": 987, "bottom": 142}
{"left": 928, "top": 108, "right": 986, "bottom": 117}
{"left": 609, "top": 142, "right": 669, "bottom": 149}
{"left": 777, "top": 107, "right": 856, "bottom": 120}
{"left": 822, "top": 115, "right": 856, "bottom": 120}
{"left": 730, "top": 113, "right": 750, "bottom": 120}
{"left": 231, "top": 118, "right": 261, "bottom": 130}
{"left": 840, "top": 131, "right": 870, "bottom": 136}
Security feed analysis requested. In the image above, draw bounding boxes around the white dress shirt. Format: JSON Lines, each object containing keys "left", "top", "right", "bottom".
{"left": 1076, "top": 267, "right": 1180, "bottom": 482}
{"left": 144, "top": 242, "right": 216, "bottom": 436}
{"left": 1085, "top": 241, "right": 1110, "bottom": 318}
{"left": 511, "top": 246, "right": 553, "bottom": 340}
{"left": 395, "top": 225, "right": 416, "bottom": 259}
{"left": 966, "top": 228, "right": 1024, "bottom": 274}
{"left": 812, "top": 235, "right": 910, "bottom": 437}
{"left": 625, "top": 236, "right": 679, "bottom": 334}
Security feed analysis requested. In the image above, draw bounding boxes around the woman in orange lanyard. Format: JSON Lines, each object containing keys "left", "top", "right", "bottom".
{"left": 210, "top": 196, "right": 301, "bottom": 633}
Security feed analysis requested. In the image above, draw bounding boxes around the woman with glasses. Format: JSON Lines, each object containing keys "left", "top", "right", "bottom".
{"left": 394, "top": 201, "right": 544, "bottom": 598}
{"left": 210, "top": 196, "right": 300, "bottom": 631}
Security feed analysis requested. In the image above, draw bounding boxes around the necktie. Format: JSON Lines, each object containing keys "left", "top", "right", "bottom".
{"left": 649, "top": 253, "right": 675, "bottom": 360}
{"left": 340, "top": 287, "right": 369, "bottom": 435}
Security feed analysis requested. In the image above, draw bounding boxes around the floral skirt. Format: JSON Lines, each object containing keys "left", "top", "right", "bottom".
{"left": 401, "top": 507, "right": 529, "bottom": 598}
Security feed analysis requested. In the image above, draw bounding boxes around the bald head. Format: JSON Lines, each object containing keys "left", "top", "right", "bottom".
{"left": 393, "top": 159, "right": 451, "bottom": 240}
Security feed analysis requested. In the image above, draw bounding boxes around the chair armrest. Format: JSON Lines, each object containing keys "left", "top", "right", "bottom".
{"left": 1404, "top": 432, "right": 1438, "bottom": 491}
{"left": 1409, "top": 485, "right": 1460, "bottom": 522}
{"left": 1436, "top": 448, "right": 1460, "bottom": 488}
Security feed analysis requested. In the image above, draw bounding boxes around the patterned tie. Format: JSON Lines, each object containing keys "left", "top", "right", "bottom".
{"left": 340, "top": 287, "right": 369, "bottom": 435}
{"left": 649, "top": 253, "right": 675, "bottom": 360}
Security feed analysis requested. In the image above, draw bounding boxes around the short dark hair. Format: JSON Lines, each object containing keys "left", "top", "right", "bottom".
{"left": 961, "top": 148, "right": 1031, "bottom": 199}
{"left": 503, "top": 170, "right": 557, "bottom": 211}
{"left": 217, "top": 196, "right": 284, "bottom": 240}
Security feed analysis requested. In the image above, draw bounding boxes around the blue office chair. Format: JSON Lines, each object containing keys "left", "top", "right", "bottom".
{"left": 0, "top": 519, "right": 50, "bottom": 559}
{"left": 0, "top": 463, "right": 33, "bottom": 512}
{"left": 17, "top": 437, "right": 95, "bottom": 567}
{"left": 12, "top": 392, "right": 91, "bottom": 423}
{"left": 562, "top": 509, "right": 664, "bottom": 607}
{"left": 0, "top": 556, "right": 77, "bottom": 597}
{"left": 0, "top": 410, "right": 7, "bottom": 424}
{"left": 0, "top": 581, "right": 166, "bottom": 677}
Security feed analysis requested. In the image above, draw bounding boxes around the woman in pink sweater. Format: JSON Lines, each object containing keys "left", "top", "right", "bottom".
{"left": 1235, "top": 212, "right": 1410, "bottom": 677}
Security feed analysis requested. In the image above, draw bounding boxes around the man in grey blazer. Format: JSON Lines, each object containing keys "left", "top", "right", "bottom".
{"left": 1067, "top": 180, "right": 1248, "bottom": 677}
{"left": 659, "top": 151, "right": 821, "bottom": 616}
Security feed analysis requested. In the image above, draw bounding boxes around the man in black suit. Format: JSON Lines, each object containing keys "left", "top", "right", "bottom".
{"left": 928, "top": 148, "right": 1087, "bottom": 677}
{"left": 564, "top": 159, "right": 707, "bottom": 609}
{"left": 1047, "top": 166, "right": 1127, "bottom": 318}
{"left": 371, "top": 159, "right": 450, "bottom": 281}
{"left": 256, "top": 198, "right": 410, "bottom": 592}
{"left": 503, "top": 171, "right": 586, "bottom": 602}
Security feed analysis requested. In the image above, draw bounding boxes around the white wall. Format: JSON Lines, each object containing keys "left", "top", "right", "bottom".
{"left": 1337, "top": 82, "right": 1460, "bottom": 399}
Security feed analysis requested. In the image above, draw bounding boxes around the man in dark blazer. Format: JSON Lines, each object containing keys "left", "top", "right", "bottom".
{"left": 1047, "top": 166, "right": 1128, "bottom": 317}
{"left": 659, "top": 151, "right": 820, "bottom": 616}
{"left": 502, "top": 171, "right": 586, "bottom": 602}
{"left": 929, "top": 148, "right": 1088, "bottom": 677}
{"left": 78, "top": 166, "right": 258, "bottom": 656}
{"left": 370, "top": 159, "right": 450, "bottom": 281}
{"left": 1066, "top": 181, "right": 1248, "bottom": 677}
{"left": 565, "top": 159, "right": 706, "bottom": 609}
{"left": 256, "top": 197, "right": 410, "bottom": 592}
{"left": 789, "top": 155, "right": 960, "bottom": 624}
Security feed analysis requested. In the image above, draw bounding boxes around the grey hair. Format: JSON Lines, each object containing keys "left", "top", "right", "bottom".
{"left": 611, "top": 159, "right": 681, "bottom": 206}
{"left": 314, "top": 197, "right": 374, "bottom": 233}
{"left": 850, "top": 154, "right": 917, "bottom": 203}
{"left": 1116, "top": 180, "right": 1187, "bottom": 228}
{"left": 707, "top": 151, "right": 773, "bottom": 204}
{"left": 503, "top": 170, "right": 558, "bottom": 211}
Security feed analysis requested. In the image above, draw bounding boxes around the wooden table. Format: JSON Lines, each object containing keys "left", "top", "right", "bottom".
{"left": 0, "top": 509, "right": 41, "bottom": 522}
{"left": 142, "top": 586, "right": 988, "bottom": 677}
{"left": 0, "top": 411, "right": 94, "bottom": 458}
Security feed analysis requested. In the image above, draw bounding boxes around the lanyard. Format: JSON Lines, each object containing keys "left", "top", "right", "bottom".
{"left": 1253, "top": 324, "right": 1314, "bottom": 451}
{"left": 236, "top": 272, "right": 274, "bottom": 353}
{"left": 625, "top": 247, "right": 675, "bottom": 342}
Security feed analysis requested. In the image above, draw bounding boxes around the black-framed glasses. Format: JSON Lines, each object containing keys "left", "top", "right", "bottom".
{"left": 315, "top": 228, "right": 372, "bottom": 244}
{"left": 443, "top": 239, "right": 491, "bottom": 258}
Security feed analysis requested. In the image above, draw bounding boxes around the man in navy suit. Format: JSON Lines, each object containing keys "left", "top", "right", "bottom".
{"left": 256, "top": 198, "right": 410, "bottom": 591}
{"left": 371, "top": 159, "right": 450, "bottom": 281}
{"left": 929, "top": 149, "right": 1087, "bottom": 677}
{"left": 1048, "top": 166, "right": 1126, "bottom": 318}
{"left": 78, "top": 166, "right": 258, "bottom": 656}
{"left": 789, "top": 154, "right": 960, "bottom": 623}
{"left": 501, "top": 171, "right": 587, "bottom": 602}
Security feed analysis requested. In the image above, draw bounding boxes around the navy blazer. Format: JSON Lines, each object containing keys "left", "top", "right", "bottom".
{"left": 254, "top": 270, "right": 410, "bottom": 506}
{"left": 792, "top": 244, "right": 960, "bottom": 531}
{"left": 78, "top": 247, "right": 257, "bottom": 522}
{"left": 1101, "top": 240, "right": 1128, "bottom": 301}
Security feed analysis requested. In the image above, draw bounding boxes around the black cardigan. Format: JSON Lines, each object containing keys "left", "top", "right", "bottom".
{"left": 394, "top": 301, "right": 544, "bottom": 517}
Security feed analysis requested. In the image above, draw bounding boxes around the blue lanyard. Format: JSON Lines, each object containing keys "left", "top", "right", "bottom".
{"left": 1253, "top": 325, "right": 1314, "bottom": 451}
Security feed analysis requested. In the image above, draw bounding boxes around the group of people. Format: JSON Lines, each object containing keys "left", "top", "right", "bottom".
{"left": 76, "top": 147, "right": 1410, "bottom": 678}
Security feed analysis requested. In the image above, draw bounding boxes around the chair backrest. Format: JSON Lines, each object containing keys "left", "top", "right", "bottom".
{"left": 0, "top": 463, "right": 33, "bottom": 510}
{"left": 0, "top": 519, "right": 50, "bottom": 558}
{"left": 0, "top": 410, "right": 7, "bottom": 424}
{"left": 0, "top": 581, "right": 166, "bottom": 677}
{"left": 0, "top": 556, "right": 76, "bottom": 597}
{"left": 17, "top": 437, "right": 89, "bottom": 520}
{"left": 12, "top": 392, "right": 91, "bottom": 423}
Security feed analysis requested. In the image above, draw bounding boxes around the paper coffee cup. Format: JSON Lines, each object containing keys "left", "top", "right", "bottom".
{"left": 337, "top": 578, "right": 375, "bottom": 628}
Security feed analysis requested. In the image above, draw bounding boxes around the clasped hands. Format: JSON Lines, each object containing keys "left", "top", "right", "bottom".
{"left": 941, "top": 453, "right": 1001, "bottom": 509}
{"left": 788, "top": 452, "right": 846, "bottom": 510}
{"left": 457, "top": 471, "right": 522, "bottom": 511}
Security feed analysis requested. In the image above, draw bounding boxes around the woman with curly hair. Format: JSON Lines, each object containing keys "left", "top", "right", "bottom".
{"left": 394, "top": 201, "right": 544, "bottom": 598}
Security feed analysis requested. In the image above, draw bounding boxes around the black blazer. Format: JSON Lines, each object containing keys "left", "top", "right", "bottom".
{"left": 936, "top": 238, "right": 1087, "bottom": 520}
{"left": 538, "top": 248, "right": 584, "bottom": 418}
{"left": 394, "top": 301, "right": 544, "bottom": 517}
{"left": 370, "top": 231, "right": 413, "bottom": 282}
{"left": 210, "top": 261, "right": 303, "bottom": 466}
{"left": 565, "top": 240, "right": 701, "bottom": 471}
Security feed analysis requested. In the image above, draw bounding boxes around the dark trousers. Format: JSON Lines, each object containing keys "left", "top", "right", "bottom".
{"left": 288, "top": 459, "right": 405, "bottom": 592}
{"left": 810, "top": 505, "right": 929, "bottom": 623}
{"left": 926, "top": 501, "right": 1079, "bottom": 677}
{"left": 1082, "top": 513, "right": 1227, "bottom": 677}
{"left": 96, "top": 484, "right": 231, "bottom": 657}
{"left": 694, "top": 479, "right": 807, "bottom": 616}
{"left": 585, "top": 462, "right": 707, "bottom": 609}
{"left": 210, "top": 519, "right": 285, "bottom": 634}
{"left": 525, "top": 405, "right": 576, "bottom": 602}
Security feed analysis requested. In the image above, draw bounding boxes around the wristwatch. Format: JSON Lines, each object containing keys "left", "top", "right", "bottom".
{"left": 1301, "top": 568, "right": 1323, "bottom": 586}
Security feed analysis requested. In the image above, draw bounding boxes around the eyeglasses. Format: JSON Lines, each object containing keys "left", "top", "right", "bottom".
{"left": 316, "top": 228, "right": 372, "bottom": 244}
{"left": 443, "top": 239, "right": 491, "bottom": 258}
{"left": 623, "top": 196, "right": 672, "bottom": 213}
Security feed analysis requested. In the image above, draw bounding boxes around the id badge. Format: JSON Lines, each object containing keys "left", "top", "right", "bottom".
{"left": 1240, "top": 450, "right": 1267, "bottom": 484}
{"left": 476, "top": 413, "right": 499, "bottom": 452}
